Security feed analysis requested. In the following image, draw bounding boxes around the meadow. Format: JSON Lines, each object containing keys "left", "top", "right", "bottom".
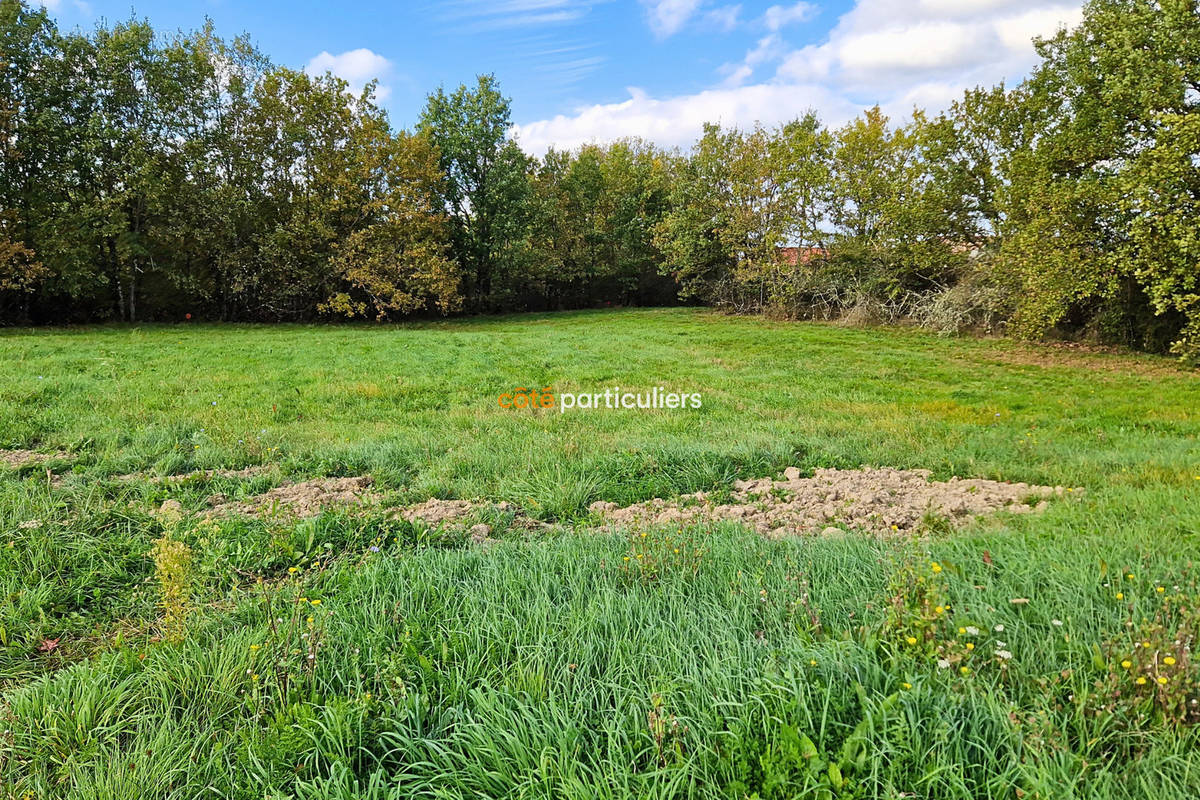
{"left": 1, "top": 308, "right": 1199, "bottom": 799}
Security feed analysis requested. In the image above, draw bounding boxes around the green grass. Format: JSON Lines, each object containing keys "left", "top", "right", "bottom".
{"left": 1, "top": 308, "right": 1199, "bottom": 799}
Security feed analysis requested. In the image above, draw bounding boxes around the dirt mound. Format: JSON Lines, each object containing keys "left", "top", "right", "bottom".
{"left": 1, "top": 449, "right": 72, "bottom": 469}
{"left": 398, "top": 498, "right": 481, "bottom": 526}
{"left": 208, "top": 476, "right": 375, "bottom": 518}
{"left": 589, "top": 466, "right": 1079, "bottom": 537}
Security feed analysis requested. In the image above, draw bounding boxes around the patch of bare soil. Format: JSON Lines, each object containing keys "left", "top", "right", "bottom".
{"left": 208, "top": 476, "right": 375, "bottom": 518}
{"left": 1, "top": 449, "right": 72, "bottom": 469}
{"left": 397, "top": 498, "right": 481, "bottom": 527}
{"left": 396, "top": 498, "right": 543, "bottom": 541}
{"left": 118, "top": 465, "right": 274, "bottom": 484}
{"left": 589, "top": 466, "right": 1079, "bottom": 537}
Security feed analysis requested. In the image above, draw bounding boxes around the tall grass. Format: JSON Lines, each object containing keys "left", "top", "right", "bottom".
{"left": 1, "top": 309, "right": 1198, "bottom": 798}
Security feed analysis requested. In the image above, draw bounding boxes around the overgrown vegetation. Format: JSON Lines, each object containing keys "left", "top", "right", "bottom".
{"left": 1, "top": 310, "right": 1198, "bottom": 797}
{"left": 2, "top": 0, "right": 1198, "bottom": 360}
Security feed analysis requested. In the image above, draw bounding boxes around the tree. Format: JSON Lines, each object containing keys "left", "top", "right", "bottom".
{"left": 323, "top": 128, "right": 461, "bottom": 319}
{"left": 418, "top": 74, "right": 530, "bottom": 310}
{"left": 655, "top": 116, "right": 831, "bottom": 311}
{"left": 996, "top": 0, "right": 1200, "bottom": 358}
{"left": 526, "top": 139, "right": 675, "bottom": 308}
{"left": 0, "top": 1, "right": 64, "bottom": 319}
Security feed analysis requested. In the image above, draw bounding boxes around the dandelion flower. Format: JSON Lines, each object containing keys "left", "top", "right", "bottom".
{"left": 1136, "top": 677, "right": 1147, "bottom": 685}
{"left": 809, "top": 659, "right": 817, "bottom": 666}
{"left": 1127, "top": 573, "right": 1135, "bottom": 581}
{"left": 902, "top": 682, "right": 912, "bottom": 689}
{"left": 1157, "top": 586, "right": 1165, "bottom": 593}
{"left": 935, "top": 606, "right": 945, "bottom": 614}
{"left": 906, "top": 636, "right": 918, "bottom": 645}
{"left": 958, "top": 627, "right": 966, "bottom": 635}
{"left": 966, "top": 643, "right": 974, "bottom": 651}
{"left": 1164, "top": 656, "right": 1177, "bottom": 666}
{"left": 1157, "top": 676, "right": 1168, "bottom": 685}
{"left": 1115, "top": 593, "right": 1124, "bottom": 600}
{"left": 249, "top": 644, "right": 260, "bottom": 651}
{"left": 1121, "top": 660, "right": 1132, "bottom": 668}
{"left": 288, "top": 567, "right": 298, "bottom": 574}
{"left": 960, "top": 666, "right": 970, "bottom": 675}
{"left": 310, "top": 599, "right": 321, "bottom": 606}
{"left": 931, "top": 562, "right": 943, "bottom": 574}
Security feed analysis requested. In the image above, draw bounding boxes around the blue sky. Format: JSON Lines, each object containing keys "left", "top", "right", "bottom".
{"left": 41, "top": 0, "right": 1083, "bottom": 152}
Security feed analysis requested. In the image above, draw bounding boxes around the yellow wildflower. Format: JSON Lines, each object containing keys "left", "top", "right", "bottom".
{"left": 1121, "top": 660, "right": 1132, "bottom": 668}
{"left": 1164, "top": 656, "right": 1177, "bottom": 666}
{"left": 906, "top": 636, "right": 918, "bottom": 645}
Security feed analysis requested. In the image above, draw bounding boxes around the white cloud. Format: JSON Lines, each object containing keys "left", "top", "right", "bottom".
{"left": 643, "top": 0, "right": 705, "bottom": 38}
{"left": 512, "top": 83, "right": 859, "bottom": 152}
{"left": 305, "top": 48, "right": 394, "bottom": 101}
{"left": 702, "top": 4, "right": 742, "bottom": 32}
{"left": 516, "top": 0, "right": 1083, "bottom": 153}
{"left": 763, "top": 2, "right": 816, "bottom": 32}
{"left": 439, "top": 0, "right": 595, "bottom": 29}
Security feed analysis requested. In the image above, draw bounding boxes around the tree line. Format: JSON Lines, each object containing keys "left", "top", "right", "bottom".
{"left": 1, "top": 0, "right": 1197, "bottom": 362}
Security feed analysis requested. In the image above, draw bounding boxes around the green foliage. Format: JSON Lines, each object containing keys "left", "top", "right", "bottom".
{"left": 994, "top": 0, "right": 1200, "bottom": 359}
{"left": 528, "top": 139, "right": 677, "bottom": 308}
{"left": 3, "top": 0, "right": 1200, "bottom": 359}
{"left": 418, "top": 74, "right": 532, "bottom": 310}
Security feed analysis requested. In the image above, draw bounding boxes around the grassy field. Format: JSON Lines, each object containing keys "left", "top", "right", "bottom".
{"left": 1, "top": 308, "right": 1199, "bottom": 799}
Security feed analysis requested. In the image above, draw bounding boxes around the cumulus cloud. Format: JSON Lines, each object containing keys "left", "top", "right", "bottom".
{"left": 515, "top": 0, "right": 1083, "bottom": 153}
{"left": 305, "top": 48, "right": 395, "bottom": 101}
{"left": 512, "top": 83, "right": 859, "bottom": 153}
